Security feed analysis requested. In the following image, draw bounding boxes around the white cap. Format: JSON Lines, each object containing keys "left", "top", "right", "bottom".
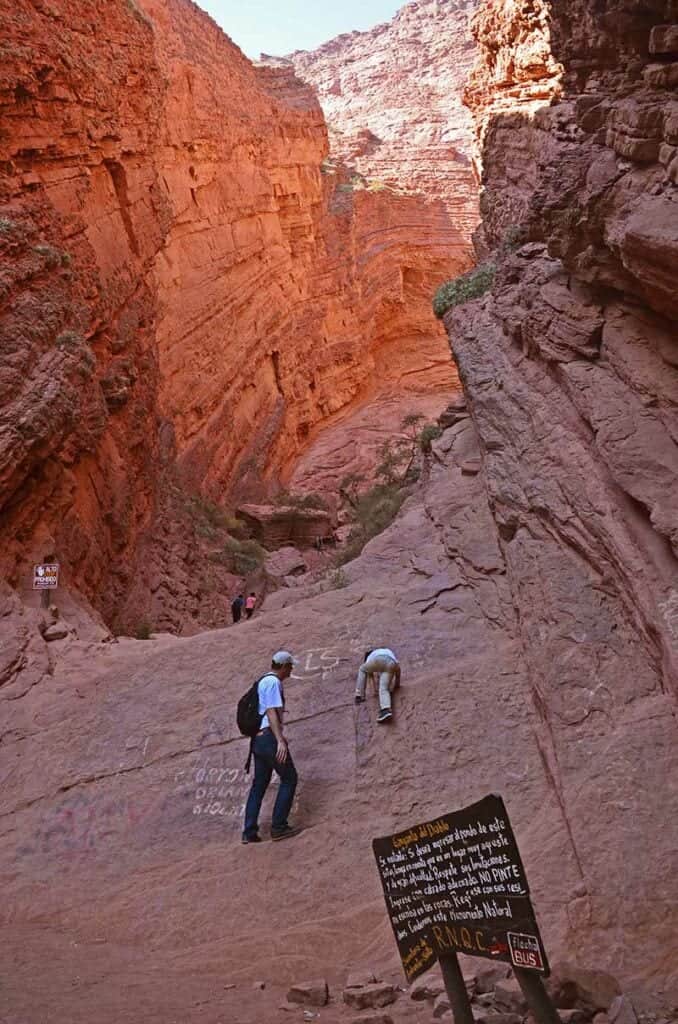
{"left": 272, "top": 650, "right": 296, "bottom": 666}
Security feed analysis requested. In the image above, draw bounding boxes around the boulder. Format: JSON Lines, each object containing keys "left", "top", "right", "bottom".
{"left": 287, "top": 980, "right": 329, "bottom": 1007}
{"left": 474, "top": 963, "right": 512, "bottom": 995}
{"left": 410, "top": 975, "right": 445, "bottom": 1001}
{"left": 237, "top": 503, "right": 333, "bottom": 550}
{"left": 559, "top": 1011, "right": 587, "bottom": 1024}
{"left": 475, "top": 993, "right": 496, "bottom": 1007}
{"left": 493, "top": 978, "right": 528, "bottom": 1015}
{"left": 473, "top": 1011, "right": 522, "bottom": 1024}
{"left": 346, "top": 969, "right": 378, "bottom": 989}
{"left": 43, "top": 621, "right": 69, "bottom": 641}
{"left": 547, "top": 966, "right": 621, "bottom": 1012}
{"left": 351, "top": 1016, "right": 394, "bottom": 1024}
{"left": 264, "top": 546, "right": 307, "bottom": 578}
{"left": 608, "top": 996, "right": 637, "bottom": 1024}
{"left": 343, "top": 983, "right": 397, "bottom": 1010}
{"left": 433, "top": 992, "right": 452, "bottom": 1019}
{"left": 649, "top": 24, "right": 678, "bottom": 54}
{"left": 439, "top": 409, "right": 469, "bottom": 429}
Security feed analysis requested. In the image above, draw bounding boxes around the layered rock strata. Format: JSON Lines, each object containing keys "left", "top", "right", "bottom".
{"left": 441, "top": 0, "right": 678, "bottom": 1001}
{"left": 0, "top": 0, "right": 465, "bottom": 628}
{"left": 289, "top": 0, "right": 480, "bottom": 243}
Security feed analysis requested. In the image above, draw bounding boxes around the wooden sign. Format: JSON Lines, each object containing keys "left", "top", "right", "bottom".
{"left": 33, "top": 564, "right": 59, "bottom": 589}
{"left": 372, "top": 794, "right": 549, "bottom": 982}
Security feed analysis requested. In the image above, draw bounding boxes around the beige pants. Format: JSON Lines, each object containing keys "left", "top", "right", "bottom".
{"left": 356, "top": 653, "right": 398, "bottom": 710}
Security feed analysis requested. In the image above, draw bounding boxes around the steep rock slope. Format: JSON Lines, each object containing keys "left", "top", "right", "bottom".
{"left": 440, "top": 0, "right": 678, "bottom": 999}
{"left": 289, "top": 0, "right": 480, "bottom": 243}
{"left": 3, "top": 405, "right": 676, "bottom": 1022}
{"left": 0, "top": 0, "right": 465, "bottom": 628}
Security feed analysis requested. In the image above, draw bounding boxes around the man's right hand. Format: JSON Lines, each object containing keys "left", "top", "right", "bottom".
{"left": 275, "top": 738, "right": 289, "bottom": 763}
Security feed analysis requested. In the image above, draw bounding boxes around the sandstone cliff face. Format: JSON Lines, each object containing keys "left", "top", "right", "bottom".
{"left": 0, "top": 0, "right": 464, "bottom": 630}
{"left": 290, "top": 0, "right": 480, "bottom": 243}
{"left": 0, "top": 0, "right": 164, "bottom": 622}
{"left": 442, "top": 0, "right": 678, "bottom": 1000}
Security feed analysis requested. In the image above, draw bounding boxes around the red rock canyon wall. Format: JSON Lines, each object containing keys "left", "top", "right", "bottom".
{"left": 0, "top": 0, "right": 467, "bottom": 627}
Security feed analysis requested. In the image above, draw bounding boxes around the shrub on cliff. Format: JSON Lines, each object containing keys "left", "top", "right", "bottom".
{"left": 433, "top": 262, "right": 496, "bottom": 319}
{"left": 418, "top": 423, "right": 443, "bottom": 452}
{"left": 275, "top": 490, "right": 329, "bottom": 512}
{"left": 223, "top": 537, "right": 266, "bottom": 576}
{"left": 336, "top": 482, "right": 405, "bottom": 566}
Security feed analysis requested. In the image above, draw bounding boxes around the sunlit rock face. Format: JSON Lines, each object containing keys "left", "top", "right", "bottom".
{"left": 289, "top": 0, "right": 481, "bottom": 242}
{"left": 0, "top": 0, "right": 469, "bottom": 627}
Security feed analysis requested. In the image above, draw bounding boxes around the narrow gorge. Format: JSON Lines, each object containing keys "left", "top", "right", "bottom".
{"left": 0, "top": 0, "right": 676, "bottom": 1022}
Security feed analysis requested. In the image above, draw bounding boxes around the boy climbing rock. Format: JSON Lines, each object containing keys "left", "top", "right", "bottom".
{"left": 355, "top": 647, "right": 401, "bottom": 723}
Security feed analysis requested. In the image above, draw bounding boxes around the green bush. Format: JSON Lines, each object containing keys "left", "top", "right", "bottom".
{"left": 327, "top": 568, "right": 348, "bottom": 590}
{"left": 418, "top": 423, "right": 443, "bottom": 452}
{"left": 187, "top": 497, "right": 233, "bottom": 532}
{"left": 433, "top": 262, "right": 496, "bottom": 319}
{"left": 336, "top": 482, "right": 404, "bottom": 565}
{"left": 135, "top": 621, "right": 152, "bottom": 640}
{"left": 224, "top": 536, "right": 266, "bottom": 575}
{"left": 275, "top": 490, "right": 329, "bottom": 512}
{"left": 501, "top": 224, "right": 527, "bottom": 252}
{"left": 34, "top": 244, "right": 62, "bottom": 269}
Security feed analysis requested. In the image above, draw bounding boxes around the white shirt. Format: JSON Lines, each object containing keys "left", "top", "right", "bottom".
{"left": 258, "top": 672, "right": 284, "bottom": 730}
{"left": 366, "top": 648, "right": 397, "bottom": 669}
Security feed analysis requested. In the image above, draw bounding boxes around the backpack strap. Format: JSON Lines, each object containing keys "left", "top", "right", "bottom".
{"left": 243, "top": 676, "right": 266, "bottom": 773}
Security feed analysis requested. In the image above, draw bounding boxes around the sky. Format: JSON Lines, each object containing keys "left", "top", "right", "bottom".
{"left": 195, "top": 0, "right": 403, "bottom": 59}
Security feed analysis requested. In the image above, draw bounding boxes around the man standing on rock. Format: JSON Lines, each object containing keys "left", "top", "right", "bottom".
{"left": 242, "top": 650, "right": 302, "bottom": 844}
{"left": 355, "top": 647, "right": 401, "bottom": 723}
{"left": 231, "top": 592, "right": 244, "bottom": 624}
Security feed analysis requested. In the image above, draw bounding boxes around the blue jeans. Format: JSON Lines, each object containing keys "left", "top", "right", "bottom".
{"left": 243, "top": 731, "right": 298, "bottom": 838}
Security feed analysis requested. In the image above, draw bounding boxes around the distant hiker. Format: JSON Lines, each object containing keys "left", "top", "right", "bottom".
{"left": 245, "top": 592, "right": 257, "bottom": 619}
{"left": 242, "top": 651, "right": 301, "bottom": 843}
{"left": 355, "top": 647, "right": 401, "bottom": 724}
{"left": 231, "top": 593, "right": 244, "bottom": 624}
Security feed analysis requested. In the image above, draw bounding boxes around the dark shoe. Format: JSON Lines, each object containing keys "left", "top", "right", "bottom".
{"left": 354, "top": 695, "right": 365, "bottom": 704}
{"left": 271, "top": 825, "right": 303, "bottom": 842}
{"left": 377, "top": 708, "right": 393, "bottom": 723}
{"left": 241, "top": 834, "right": 262, "bottom": 844}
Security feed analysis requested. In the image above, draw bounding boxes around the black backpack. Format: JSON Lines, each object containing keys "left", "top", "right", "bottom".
{"left": 237, "top": 676, "right": 265, "bottom": 772}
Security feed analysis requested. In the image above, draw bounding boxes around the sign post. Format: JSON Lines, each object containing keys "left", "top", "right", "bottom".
{"left": 514, "top": 968, "right": 562, "bottom": 1024}
{"left": 439, "top": 952, "right": 475, "bottom": 1024}
{"left": 372, "top": 794, "right": 561, "bottom": 1024}
{"left": 33, "top": 561, "right": 59, "bottom": 609}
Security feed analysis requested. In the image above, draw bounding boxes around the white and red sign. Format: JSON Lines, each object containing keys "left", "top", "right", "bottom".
{"left": 33, "top": 564, "right": 59, "bottom": 589}
{"left": 508, "top": 932, "right": 545, "bottom": 971}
